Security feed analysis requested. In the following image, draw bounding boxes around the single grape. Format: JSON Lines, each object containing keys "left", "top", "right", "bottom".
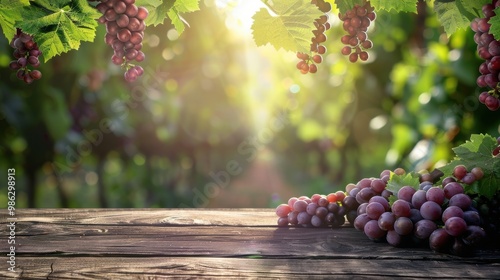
{"left": 463, "top": 210, "right": 481, "bottom": 226}
{"left": 445, "top": 216, "right": 467, "bottom": 237}
{"left": 443, "top": 182, "right": 464, "bottom": 199}
{"left": 293, "top": 200, "right": 308, "bottom": 212}
{"left": 364, "top": 219, "right": 386, "bottom": 240}
{"left": 453, "top": 165, "right": 467, "bottom": 180}
{"left": 378, "top": 212, "right": 396, "bottom": 231}
{"left": 392, "top": 199, "right": 411, "bottom": 218}
{"left": 275, "top": 204, "right": 292, "bottom": 218}
{"left": 426, "top": 187, "right": 445, "bottom": 205}
{"left": 397, "top": 186, "right": 416, "bottom": 202}
{"left": 448, "top": 193, "right": 472, "bottom": 210}
{"left": 429, "top": 228, "right": 452, "bottom": 252}
{"left": 368, "top": 196, "right": 390, "bottom": 211}
{"left": 386, "top": 230, "right": 402, "bottom": 246}
{"left": 29, "top": 70, "right": 42, "bottom": 80}
{"left": 442, "top": 205, "right": 464, "bottom": 223}
{"left": 420, "top": 201, "right": 442, "bottom": 221}
{"left": 353, "top": 213, "right": 371, "bottom": 231}
{"left": 297, "top": 211, "right": 312, "bottom": 225}
{"left": 311, "top": 215, "right": 323, "bottom": 227}
{"left": 414, "top": 219, "right": 437, "bottom": 239}
{"left": 394, "top": 217, "right": 413, "bottom": 236}
{"left": 411, "top": 190, "right": 427, "bottom": 210}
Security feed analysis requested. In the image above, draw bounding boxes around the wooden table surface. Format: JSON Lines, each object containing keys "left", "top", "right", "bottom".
{"left": 1, "top": 208, "right": 500, "bottom": 279}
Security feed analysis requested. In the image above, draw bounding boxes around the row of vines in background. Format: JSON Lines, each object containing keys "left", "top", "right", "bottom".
{"left": 0, "top": 0, "right": 498, "bottom": 208}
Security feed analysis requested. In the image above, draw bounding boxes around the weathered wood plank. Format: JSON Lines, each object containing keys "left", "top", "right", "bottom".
{"left": 4, "top": 222, "right": 500, "bottom": 260}
{"left": 1, "top": 209, "right": 499, "bottom": 279}
{"left": 1, "top": 208, "right": 277, "bottom": 226}
{"left": 1, "top": 256, "right": 499, "bottom": 279}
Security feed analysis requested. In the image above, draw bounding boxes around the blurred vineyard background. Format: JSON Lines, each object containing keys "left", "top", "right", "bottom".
{"left": 0, "top": 0, "right": 499, "bottom": 208}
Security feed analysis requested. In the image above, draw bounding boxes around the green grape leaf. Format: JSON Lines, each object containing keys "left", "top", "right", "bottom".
{"left": 438, "top": 134, "right": 500, "bottom": 199}
{"left": 136, "top": 0, "right": 173, "bottom": 26}
{"left": 386, "top": 171, "right": 421, "bottom": 194}
{"left": 138, "top": 0, "right": 199, "bottom": 34}
{"left": 489, "top": 7, "right": 500, "bottom": 40}
{"left": 0, "top": 0, "right": 29, "bottom": 40}
{"left": 334, "top": 0, "right": 364, "bottom": 15}
{"left": 252, "top": 0, "right": 324, "bottom": 53}
{"left": 16, "top": 0, "right": 100, "bottom": 62}
{"left": 370, "top": 0, "right": 417, "bottom": 13}
{"left": 434, "top": 0, "right": 490, "bottom": 36}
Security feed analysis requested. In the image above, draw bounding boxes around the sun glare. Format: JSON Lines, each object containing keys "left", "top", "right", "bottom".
{"left": 215, "top": 0, "right": 266, "bottom": 33}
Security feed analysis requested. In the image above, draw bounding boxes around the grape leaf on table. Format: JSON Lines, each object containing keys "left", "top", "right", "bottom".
{"left": 438, "top": 134, "right": 500, "bottom": 199}
{"left": 0, "top": 0, "right": 29, "bottom": 41}
{"left": 252, "top": 0, "right": 324, "bottom": 53}
{"left": 16, "top": 0, "right": 100, "bottom": 62}
{"left": 386, "top": 172, "right": 421, "bottom": 194}
{"left": 434, "top": 0, "right": 490, "bottom": 37}
{"left": 369, "top": 0, "right": 417, "bottom": 13}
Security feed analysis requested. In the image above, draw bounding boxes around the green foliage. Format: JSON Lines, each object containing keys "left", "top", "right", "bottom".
{"left": 17, "top": 0, "right": 100, "bottom": 62}
{"left": 137, "top": 0, "right": 200, "bottom": 34}
{"left": 0, "top": 0, "right": 29, "bottom": 40}
{"left": 489, "top": 7, "right": 500, "bottom": 40}
{"left": 370, "top": 0, "right": 417, "bottom": 13}
{"left": 252, "top": 0, "right": 323, "bottom": 53}
{"left": 334, "top": 0, "right": 364, "bottom": 14}
{"left": 386, "top": 172, "right": 421, "bottom": 194}
{"left": 439, "top": 134, "right": 500, "bottom": 199}
{"left": 434, "top": 0, "right": 489, "bottom": 36}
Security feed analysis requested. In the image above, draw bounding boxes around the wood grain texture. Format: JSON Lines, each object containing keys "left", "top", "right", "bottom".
{"left": 1, "top": 209, "right": 499, "bottom": 279}
{"left": 2, "top": 256, "right": 500, "bottom": 279}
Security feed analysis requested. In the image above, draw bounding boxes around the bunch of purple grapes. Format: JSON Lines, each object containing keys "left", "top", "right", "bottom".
{"left": 472, "top": 0, "right": 500, "bottom": 111}
{"left": 339, "top": 1, "right": 375, "bottom": 63}
{"left": 275, "top": 192, "right": 348, "bottom": 228}
{"left": 96, "top": 0, "right": 148, "bottom": 82}
{"left": 8, "top": 29, "right": 42, "bottom": 84}
{"left": 296, "top": 0, "right": 331, "bottom": 74}
{"left": 353, "top": 168, "right": 486, "bottom": 256}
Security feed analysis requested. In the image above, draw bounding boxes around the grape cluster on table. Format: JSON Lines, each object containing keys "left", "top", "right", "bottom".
{"left": 472, "top": 0, "right": 500, "bottom": 111}
{"left": 8, "top": 29, "right": 42, "bottom": 84}
{"left": 96, "top": 0, "right": 148, "bottom": 82}
{"left": 275, "top": 149, "right": 500, "bottom": 256}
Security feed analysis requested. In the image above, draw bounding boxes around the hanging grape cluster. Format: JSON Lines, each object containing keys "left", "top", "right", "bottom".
{"left": 96, "top": 0, "right": 148, "bottom": 82}
{"left": 472, "top": 0, "right": 500, "bottom": 111}
{"left": 296, "top": 0, "right": 331, "bottom": 74}
{"left": 339, "top": 1, "right": 375, "bottom": 63}
{"left": 8, "top": 29, "right": 42, "bottom": 84}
